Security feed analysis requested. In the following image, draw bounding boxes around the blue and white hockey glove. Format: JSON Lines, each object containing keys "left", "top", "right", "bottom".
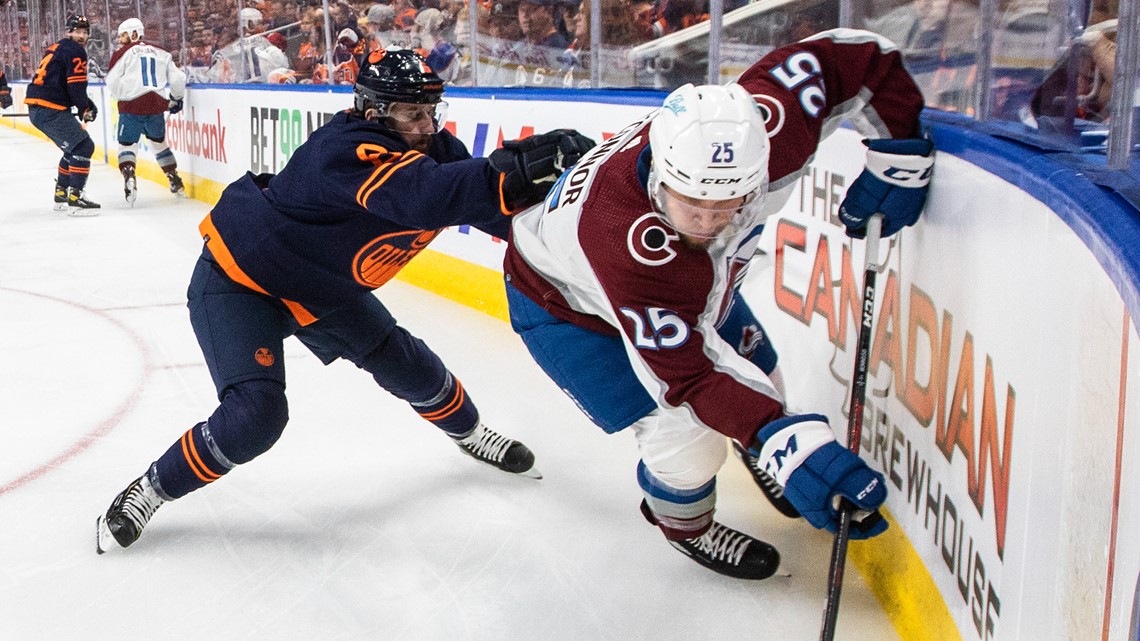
{"left": 839, "top": 138, "right": 934, "bottom": 239}
{"left": 753, "top": 414, "right": 888, "bottom": 539}
{"left": 168, "top": 98, "right": 184, "bottom": 115}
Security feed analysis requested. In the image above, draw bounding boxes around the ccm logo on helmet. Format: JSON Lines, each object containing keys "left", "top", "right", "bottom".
{"left": 700, "top": 177, "right": 742, "bottom": 185}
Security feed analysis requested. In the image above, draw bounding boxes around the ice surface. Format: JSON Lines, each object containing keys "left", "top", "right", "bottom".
{"left": 0, "top": 125, "right": 898, "bottom": 641}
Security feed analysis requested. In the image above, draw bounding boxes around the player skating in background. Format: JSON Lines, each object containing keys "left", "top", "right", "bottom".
{"left": 105, "top": 18, "right": 188, "bottom": 205}
{"left": 0, "top": 68, "right": 12, "bottom": 109}
{"left": 504, "top": 29, "right": 934, "bottom": 579}
{"left": 24, "top": 14, "right": 100, "bottom": 214}
{"left": 96, "top": 49, "right": 595, "bottom": 553}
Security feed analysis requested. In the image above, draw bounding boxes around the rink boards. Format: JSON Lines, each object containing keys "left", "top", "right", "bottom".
{"left": 5, "top": 82, "right": 1139, "bottom": 641}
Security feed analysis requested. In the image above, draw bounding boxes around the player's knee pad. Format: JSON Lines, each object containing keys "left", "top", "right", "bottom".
{"left": 209, "top": 379, "right": 289, "bottom": 464}
{"left": 631, "top": 412, "right": 727, "bottom": 490}
{"left": 72, "top": 136, "right": 95, "bottom": 161}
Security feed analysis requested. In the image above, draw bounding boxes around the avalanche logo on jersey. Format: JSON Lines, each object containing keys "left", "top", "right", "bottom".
{"left": 353, "top": 229, "right": 440, "bottom": 287}
{"left": 627, "top": 212, "right": 679, "bottom": 266}
{"left": 752, "top": 93, "right": 785, "bottom": 137}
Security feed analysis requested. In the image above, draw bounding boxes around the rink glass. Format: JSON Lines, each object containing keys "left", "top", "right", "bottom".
{"left": 0, "top": 0, "right": 1135, "bottom": 163}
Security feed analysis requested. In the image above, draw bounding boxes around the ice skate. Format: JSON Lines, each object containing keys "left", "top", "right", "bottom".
{"left": 166, "top": 170, "right": 186, "bottom": 197}
{"left": 641, "top": 500, "right": 780, "bottom": 580}
{"left": 733, "top": 441, "right": 800, "bottom": 518}
{"left": 96, "top": 473, "right": 165, "bottom": 554}
{"left": 453, "top": 422, "right": 541, "bottom": 478}
{"left": 122, "top": 166, "right": 137, "bottom": 207}
{"left": 67, "top": 187, "right": 101, "bottom": 216}
{"left": 53, "top": 180, "right": 68, "bottom": 211}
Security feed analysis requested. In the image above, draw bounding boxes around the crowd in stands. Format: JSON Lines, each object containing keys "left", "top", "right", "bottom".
{"left": 0, "top": 0, "right": 1125, "bottom": 108}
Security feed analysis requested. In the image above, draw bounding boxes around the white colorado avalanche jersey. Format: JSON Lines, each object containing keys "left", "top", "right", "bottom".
{"left": 504, "top": 29, "right": 926, "bottom": 446}
{"left": 106, "top": 41, "right": 186, "bottom": 105}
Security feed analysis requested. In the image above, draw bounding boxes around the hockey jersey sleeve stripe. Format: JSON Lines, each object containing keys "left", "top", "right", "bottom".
{"left": 417, "top": 381, "right": 466, "bottom": 421}
{"left": 24, "top": 97, "right": 67, "bottom": 110}
{"left": 355, "top": 150, "right": 424, "bottom": 209}
{"left": 199, "top": 213, "right": 320, "bottom": 327}
{"left": 497, "top": 172, "right": 511, "bottom": 216}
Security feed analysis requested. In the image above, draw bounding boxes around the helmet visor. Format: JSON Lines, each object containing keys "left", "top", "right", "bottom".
{"left": 653, "top": 182, "right": 765, "bottom": 240}
{"left": 383, "top": 100, "right": 449, "bottom": 134}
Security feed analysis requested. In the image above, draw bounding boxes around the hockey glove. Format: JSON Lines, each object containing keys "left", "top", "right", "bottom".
{"left": 839, "top": 138, "right": 934, "bottom": 239}
{"left": 168, "top": 98, "right": 184, "bottom": 115}
{"left": 81, "top": 102, "right": 98, "bottom": 123}
{"left": 0, "top": 88, "right": 11, "bottom": 110}
{"left": 753, "top": 414, "right": 887, "bottom": 539}
{"left": 489, "top": 128, "right": 596, "bottom": 211}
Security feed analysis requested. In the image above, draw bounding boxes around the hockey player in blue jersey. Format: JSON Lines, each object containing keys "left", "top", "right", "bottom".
{"left": 25, "top": 14, "right": 101, "bottom": 214}
{"left": 96, "top": 48, "right": 596, "bottom": 553}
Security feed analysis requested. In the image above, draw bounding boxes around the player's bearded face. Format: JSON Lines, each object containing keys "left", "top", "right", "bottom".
{"left": 70, "top": 28, "right": 90, "bottom": 46}
{"left": 383, "top": 101, "right": 448, "bottom": 152}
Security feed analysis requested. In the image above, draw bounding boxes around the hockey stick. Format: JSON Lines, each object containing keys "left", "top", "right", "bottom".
{"left": 0, "top": 113, "right": 30, "bottom": 117}
{"left": 819, "top": 213, "right": 883, "bottom": 641}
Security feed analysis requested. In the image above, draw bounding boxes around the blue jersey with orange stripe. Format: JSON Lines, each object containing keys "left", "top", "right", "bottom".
{"left": 202, "top": 110, "right": 513, "bottom": 325}
{"left": 25, "top": 38, "right": 93, "bottom": 112}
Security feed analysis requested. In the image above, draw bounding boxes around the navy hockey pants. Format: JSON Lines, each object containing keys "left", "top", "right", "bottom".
{"left": 149, "top": 250, "right": 479, "bottom": 500}
{"left": 28, "top": 106, "right": 95, "bottom": 191}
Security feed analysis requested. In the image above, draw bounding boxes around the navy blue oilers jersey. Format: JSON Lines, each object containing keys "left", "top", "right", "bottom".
{"left": 25, "top": 38, "right": 93, "bottom": 112}
{"left": 201, "top": 110, "right": 513, "bottom": 325}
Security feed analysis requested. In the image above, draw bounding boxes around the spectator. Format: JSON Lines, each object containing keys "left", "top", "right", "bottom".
{"left": 294, "top": 8, "right": 327, "bottom": 80}
{"left": 516, "top": 0, "right": 571, "bottom": 49}
{"left": 653, "top": 0, "right": 709, "bottom": 37}
{"left": 362, "top": 3, "right": 408, "bottom": 50}
{"left": 414, "top": 8, "right": 460, "bottom": 81}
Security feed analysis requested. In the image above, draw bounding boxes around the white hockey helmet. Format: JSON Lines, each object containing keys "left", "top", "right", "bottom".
{"left": 240, "top": 7, "right": 264, "bottom": 30}
{"left": 648, "top": 83, "right": 770, "bottom": 240}
{"left": 117, "top": 18, "right": 144, "bottom": 42}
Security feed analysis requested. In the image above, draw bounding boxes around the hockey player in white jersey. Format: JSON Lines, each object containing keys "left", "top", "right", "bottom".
{"left": 503, "top": 29, "right": 935, "bottom": 579}
{"left": 106, "top": 18, "right": 188, "bottom": 204}
{"left": 207, "top": 8, "right": 289, "bottom": 84}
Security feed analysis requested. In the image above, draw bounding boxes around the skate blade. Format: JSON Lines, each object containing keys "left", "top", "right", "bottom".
{"left": 518, "top": 465, "right": 543, "bottom": 480}
{"left": 67, "top": 208, "right": 101, "bottom": 217}
{"left": 173, "top": 189, "right": 188, "bottom": 199}
{"left": 53, "top": 203, "right": 68, "bottom": 211}
{"left": 95, "top": 514, "right": 114, "bottom": 554}
{"left": 126, "top": 179, "right": 137, "bottom": 207}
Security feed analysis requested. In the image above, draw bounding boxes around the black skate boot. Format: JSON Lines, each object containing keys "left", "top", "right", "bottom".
{"left": 53, "top": 180, "right": 68, "bottom": 211}
{"left": 122, "top": 165, "right": 137, "bottom": 206}
{"left": 733, "top": 441, "right": 801, "bottom": 518}
{"left": 96, "top": 473, "right": 165, "bottom": 553}
{"left": 67, "top": 187, "right": 101, "bottom": 216}
{"left": 452, "top": 422, "right": 541, "bottom": 478}
{"left": 166, "top": 170, "right": 186, "bottom": 197}
{"left": 641, "top": 500, "right": 780, "bottom": 580}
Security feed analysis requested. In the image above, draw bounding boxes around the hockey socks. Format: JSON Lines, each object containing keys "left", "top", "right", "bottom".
{"left": 636, "top": 461, "right": 716, "bottom": 539}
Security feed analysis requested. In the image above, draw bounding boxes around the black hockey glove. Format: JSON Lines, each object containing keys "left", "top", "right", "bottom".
{"left": 0, "top": 88, "right": 12, "bottom": 109}
{"left": 489, "top": 128, "right": 596, "bottom": 211}
{"left": 81, "top": 102, "right": 98, "bottom": 123}
{"left": 168, "top": 98, "right": 184, "bottom": 114}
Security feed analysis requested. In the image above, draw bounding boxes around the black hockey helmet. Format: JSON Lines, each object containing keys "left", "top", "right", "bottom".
{"left": 354, "top": 48, "right": 444, "bottom": 115}
{"left": 66, "top": 14, "right": 90, "bottom": 31}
